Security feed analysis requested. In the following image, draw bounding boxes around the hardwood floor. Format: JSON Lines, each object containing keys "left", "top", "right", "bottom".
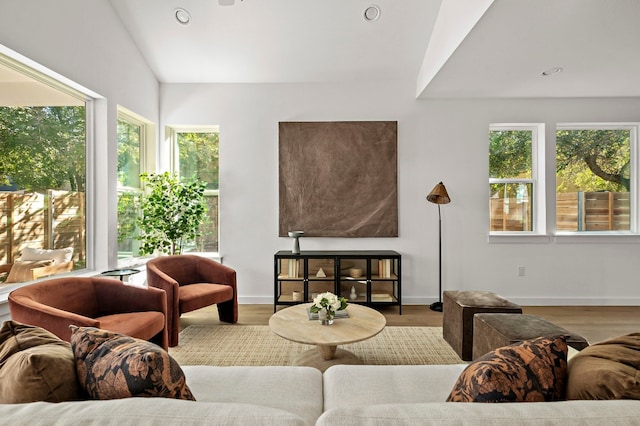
{"left": 180, "top": 304, "right": 640, "bottom": 344}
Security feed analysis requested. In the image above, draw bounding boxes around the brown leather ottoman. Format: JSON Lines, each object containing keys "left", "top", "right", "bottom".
{"left": 442, "top": 290, "right": 522, "bottom": 361}
{"left": 472, "top": 313, "right": 590, "bottom": 360}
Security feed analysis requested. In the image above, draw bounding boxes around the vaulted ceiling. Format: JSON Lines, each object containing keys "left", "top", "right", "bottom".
{"left": 108, "top": 0, "right": 640, "bottom": 99}
{"left": 3, "top": 0, "right": 640, "bottom": 101}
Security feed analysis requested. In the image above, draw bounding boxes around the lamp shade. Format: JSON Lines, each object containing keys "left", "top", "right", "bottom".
{"left": 426, "top": 182, "right": 451, "bottom": 205}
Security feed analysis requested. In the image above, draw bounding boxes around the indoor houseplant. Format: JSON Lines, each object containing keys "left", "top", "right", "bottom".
{"left": 137, "top": 172, "right": 207, "bottom": 255}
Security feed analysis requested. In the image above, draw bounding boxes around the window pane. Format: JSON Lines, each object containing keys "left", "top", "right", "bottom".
{"left": 489, "top": 130, "right": 532, "bottom": 179}
{"left": 117, "top": 116, "right": 143, "bottom": 260}
{"left": 176, "top": 131, "right": 219, "bottom": 252}
{"left": 117, "top": 190, "right": 141, "bottom": 259}
{"left": 490, "top": 183, "right": 533, "bottom": 231}
{"left": 0, "top": 106, "right": 85, "bottom": 279}
{"left": 117, "top": 119, "right": 141, "bottom": 188}
{"left": 556, "top": 129, "right": 630, "bottom": 231}
{"left": 177, "top": 132, "right": 219, "bottom": 190}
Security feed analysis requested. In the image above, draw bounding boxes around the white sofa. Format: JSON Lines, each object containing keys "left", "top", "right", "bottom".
{"left": 1, "top": 364, "right": 639, "bottom": 425}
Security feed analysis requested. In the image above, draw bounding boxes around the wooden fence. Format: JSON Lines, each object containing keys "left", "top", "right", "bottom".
{"left": 557, "top": 192, "right": 630, "bottom": 231}
{"left": 491, "top": 191, "right": 630, "bottom": 232}
{"left": 0, "top": 190, "right": 85, "bottom": 265}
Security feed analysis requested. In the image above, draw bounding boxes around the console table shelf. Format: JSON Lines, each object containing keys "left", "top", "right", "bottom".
{"left": 274, "top": 250, "right": 401, "bottom": 314}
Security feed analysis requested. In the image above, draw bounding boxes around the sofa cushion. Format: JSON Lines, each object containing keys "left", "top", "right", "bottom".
{"left": 566, "top": 332, "right": 640, "bottom": 400}
{"left": 20, "top": 247, "right": 73, "bottom": 264}
{"left": 0, "top": 399, "right": 306, "bottom": 426}
{"left": 70, "top": 326, "right": 194, "bottom": 401}
{"left": 5, "top": 260, "right": 53, "bottom": 283}
{"left": 323, "top": 364, "right": 467, "bottom": 409}
{"left": 317, "top": 400, "right": 640, "bottom": 425}
{"left": 0, "top": 320, "right": 83, "bottom": 403}
{"left": 183, "top": 365, "right": 324, "bottom": 426}
{"left": 447, "top": 335, "right": 568, "bottom": 402}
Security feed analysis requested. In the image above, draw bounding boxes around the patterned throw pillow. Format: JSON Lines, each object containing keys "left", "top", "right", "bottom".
{"left": 70, "top": 326, "right": 195, "bottom": 401}
{"left": 447, "top": 335, "right": 568, "bottom": 402}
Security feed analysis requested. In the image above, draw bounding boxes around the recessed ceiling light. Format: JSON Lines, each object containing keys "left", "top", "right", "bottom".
{"left": 541, "top": 67, "right": 563, "bottom": 76}
{"left": 364, "top": 5, "right": 381, "bottom": 22}
{"left": 174, "top": 8, "right": 191, "bottom": 25}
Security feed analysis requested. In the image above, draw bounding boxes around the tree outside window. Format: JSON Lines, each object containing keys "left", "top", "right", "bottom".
{"left": 489, "top": 127, "right": 535, "bottom": 232}
{"left": 174, "top": 130, "right": 219, "bottom": 253}
{"left": 117, "top": 113, "right": 144, "bottom": 261}
{"left": 556, "top": 126, "right": 632, "bottom": 232}
{"left": 0, "top": 105, "right": 86, "bottom": 272}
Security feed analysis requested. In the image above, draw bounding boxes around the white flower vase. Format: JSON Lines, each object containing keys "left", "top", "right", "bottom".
{"left": 318, "top": 308, "right": 334, "bottom": 325}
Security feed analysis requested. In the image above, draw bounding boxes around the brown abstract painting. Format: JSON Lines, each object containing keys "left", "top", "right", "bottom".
{"left": 279, "top": 121, "right": 398, "bottom": 237}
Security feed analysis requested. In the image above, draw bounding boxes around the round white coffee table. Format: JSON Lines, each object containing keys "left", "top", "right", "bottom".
{"left": 269, "top": 303, "right": 386, "bottom": 371}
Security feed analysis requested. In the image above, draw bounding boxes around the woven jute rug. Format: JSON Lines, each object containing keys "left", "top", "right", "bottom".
{"left": 169, "top": 325, "right": 464, "bottom": 366}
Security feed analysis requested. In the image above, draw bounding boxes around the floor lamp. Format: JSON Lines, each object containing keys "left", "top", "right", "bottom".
{"left": 427, "top": 181, "right": 451, "bottom": 312}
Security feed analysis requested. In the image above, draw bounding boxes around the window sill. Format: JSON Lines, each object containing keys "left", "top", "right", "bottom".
{"left": 554, "top": 233, "right": 640, "bottom": 244}
{"left": 117, "top": 252, "right": 223, "bottom": 269}
{"left": 488, "top": 232, "right": 640, "bottom": 244}
{"left": 488, "top": 234, "right": 552, "bottom": 244}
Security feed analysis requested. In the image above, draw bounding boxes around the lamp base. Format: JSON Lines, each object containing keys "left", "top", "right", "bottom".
{"left": 429, "top": 301, "right": 443, "bottom": 312}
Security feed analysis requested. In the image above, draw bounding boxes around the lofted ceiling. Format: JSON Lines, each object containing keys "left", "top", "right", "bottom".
{"left": 421, "top": 0, "right": 640, "bottom": 98}
{"left": 108, "top": 0, "right": 640, "bottom": 99}
{"left": 2, "top": 0, "right": 640, "bottom": 101}
{"left": 108, "top": 0, "right": 440, "bottom": 85}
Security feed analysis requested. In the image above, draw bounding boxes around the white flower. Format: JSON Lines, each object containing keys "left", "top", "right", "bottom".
{"left": 311, "top": 292, "right": 347, "bottom": 314}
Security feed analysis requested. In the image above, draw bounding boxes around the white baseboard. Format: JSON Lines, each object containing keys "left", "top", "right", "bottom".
{"left": 239, "top": 296, "right": 640, "bottom": 306}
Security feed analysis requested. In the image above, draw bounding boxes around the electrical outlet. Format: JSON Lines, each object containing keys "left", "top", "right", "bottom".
{"left": 518, "top": 266, "right": 525, "bottom": 276}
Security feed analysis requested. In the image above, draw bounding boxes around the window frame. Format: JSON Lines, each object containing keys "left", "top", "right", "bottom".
{"left": 0, "top": 49, "right": 100, "bottom": 288}
{"left": 488, "top": 123, "right": 547, "bottom": 241}
{"left": 116, "top": 106, "right": 154, "bottom": 267}
{"left": 167, "top": 125, "right": 220, "bottom": 257}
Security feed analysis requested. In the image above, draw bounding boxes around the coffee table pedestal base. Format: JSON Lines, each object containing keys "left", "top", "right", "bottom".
{"left": 294, "top": 347, "right": 363, "bottom": 372}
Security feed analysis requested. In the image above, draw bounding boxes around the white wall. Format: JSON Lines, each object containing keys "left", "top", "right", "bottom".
{"left": 1, "top": 1, "right": 638, "bottom": 308}
{"left": 162, "top": 82, "right": 640, "bottom": 306}
{"left": 0, "top": 0, "right": 160, "bottom": 271}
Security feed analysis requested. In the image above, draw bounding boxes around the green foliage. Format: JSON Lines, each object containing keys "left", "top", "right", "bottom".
{"left": 117, "top": 119, "right": 141, "bottom": 188}
{"left": 491, "top": 128, "right": 631, "bottom": 194}
{"left": 117, "top": 191, "right": 140, "bottom": 246}
{"left": 0, "top": 106, "right": 85, "bottom": 192}
{"left": 556, "top": 129, "right": 630, "bottom": 192}
{"left": 177, "top": 132, "right": 219, "bottom": 190}
{"left": 489, "top": 130, "right": 532, "bottom": 180}
{"left": 136, "top": 172, "right": 207, "bottom": 255}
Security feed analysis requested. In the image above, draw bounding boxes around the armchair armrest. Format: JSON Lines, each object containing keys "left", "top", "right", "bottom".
{"left": 8, "top": 293, "right": 99, "bottom": 342}
{"left": 197, "top": 259, "right": 237, "bottom": 288}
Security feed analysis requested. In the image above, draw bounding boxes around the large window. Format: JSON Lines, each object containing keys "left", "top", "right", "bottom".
{"left": 489, "top": 124, "right": 544, "bottom": 233}
{"left": 169, "top": 127, "right": 219, "bottom": 253}
{"left": 0, "top": 56, "right": 90, "bottom": 283}
{"left": 556, "top": 124, "right": 636, "bottom": 233}
{"left": 489, "top": 122, "right": 639, "bottom": 238}
{"left": 117, "top": 109, "right": 145, "bottom": 262}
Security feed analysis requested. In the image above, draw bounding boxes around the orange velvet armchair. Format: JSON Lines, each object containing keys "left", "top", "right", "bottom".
{"left": 8, "top": 276, "right": 168, "bottom": 350}
{"left": 146, "top": 255, "right": 238, "bottom": 347}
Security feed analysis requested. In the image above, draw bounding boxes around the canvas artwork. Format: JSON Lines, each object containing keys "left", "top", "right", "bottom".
{"left": 279, "top": 121, "right": 398, "bottom": 237}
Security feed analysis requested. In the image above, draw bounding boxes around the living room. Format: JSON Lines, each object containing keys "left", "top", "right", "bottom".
{"left": 1, "top": 0, "right": 639, "bottom": 423}
{"left": 1, "top": 0, "right": 639, "bottom": 315}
